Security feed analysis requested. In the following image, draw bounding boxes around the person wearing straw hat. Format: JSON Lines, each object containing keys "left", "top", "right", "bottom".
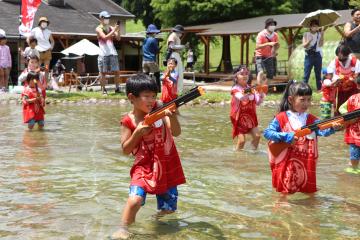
{"left": 166, "top": 24, "right": 185, "bottom": 94}
{"left": 142, "top": 24, "right": 161, "bottom": 92}
{"left": 27, "top": 16, "right": 54, "bottom": 68}
{"left": 344, "top": 8, "right": 360, "bottom": 60}
{"left": 0, "top": 29, "right": 11, "bottom": 93}
{"left": 255, "top": 18, "right": 279, "bottom": 85}
{"left": 96, "top": 10, "right": 121, "bottom": 95}
{"left": 302, "top": 19, "right": 325, "bottom": 91}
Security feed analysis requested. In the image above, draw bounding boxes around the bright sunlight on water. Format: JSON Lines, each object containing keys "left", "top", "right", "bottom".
{"left": 0, "top": 103, "right": 359, "bottom": 239}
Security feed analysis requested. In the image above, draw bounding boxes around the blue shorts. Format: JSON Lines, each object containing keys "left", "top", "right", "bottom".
{"left": 28, "top": 119, "right": 45, "bottom": 127}
{"left": 349, "top": 144, "right": 360, "bottom": 160}
{"left": 129, "top": 185, "right": 178, "bottom": 211}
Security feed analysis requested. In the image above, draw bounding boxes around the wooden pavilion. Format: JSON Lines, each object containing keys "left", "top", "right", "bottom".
{"left": 168, "top": 9, "right": 352, "bottom": 85}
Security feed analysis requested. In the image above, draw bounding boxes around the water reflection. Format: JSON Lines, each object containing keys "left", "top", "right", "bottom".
{"left": 0, "top": 104, "right": 358, "bottom": 239}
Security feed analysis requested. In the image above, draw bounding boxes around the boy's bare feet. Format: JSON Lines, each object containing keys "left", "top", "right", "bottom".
{"left": 111, "top": 227, "right": 131, "bottom": 240}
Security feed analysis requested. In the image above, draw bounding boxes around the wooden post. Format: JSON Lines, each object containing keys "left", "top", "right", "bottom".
{"left": 216, "top": 35, "right": 233, "bottom": 73}
{"left": 240, "top": 35, "right": 244, "bottom": 65}
{"left": 200, "top": 36, "right": 210, "bottom": 74}
{"left": 245, "top": 34, "right": 250, "bottom": 66}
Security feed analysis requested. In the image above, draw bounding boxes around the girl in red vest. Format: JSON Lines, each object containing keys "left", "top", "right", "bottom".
{"left": 264, "top": 81, "right": 339, "bottom": 196}
{"left": 230, "top": 66, "right": 265, "bottom": 150}
{"left": 161, "top": 58, "right": 178, "bottom": 103}
{"left": 18, "top": 55, "right": 47, "bottom": 98}
{"left": 326, "top": 44, "right": 360, "bottom": 115}
{"left": 21, "top": 71, "right": 45, "bottom": 130}
{"left": 112, "top": 74, "right": 185, "bottom": 239}
{"left": 339, "top": 76, "right": 360, "bottom": 174}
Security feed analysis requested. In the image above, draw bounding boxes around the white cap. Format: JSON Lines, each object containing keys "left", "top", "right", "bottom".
{"left": 99, "top": 11, "right": 111, "bottom": 18}
{"left": 0, "top": 29, "right": 6, "bottom": 38}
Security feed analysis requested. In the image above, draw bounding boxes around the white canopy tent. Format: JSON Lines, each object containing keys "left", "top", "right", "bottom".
{"left": 61, "top": 39, "right": 100, "bottom": 56}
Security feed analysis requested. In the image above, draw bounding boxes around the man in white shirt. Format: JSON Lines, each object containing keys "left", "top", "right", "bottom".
{"left": 27, "top": 16, "right": 54, "bottom": 68}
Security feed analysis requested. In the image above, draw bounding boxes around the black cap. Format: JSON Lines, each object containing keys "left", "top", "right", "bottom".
{"left": 265, "top": 18, "right": 277, "bottom": 27}
{"left": 172, "top": 25, "right": 184, "bottom": 33}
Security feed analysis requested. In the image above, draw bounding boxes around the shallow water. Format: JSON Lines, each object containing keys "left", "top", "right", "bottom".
{"left": 0, "top": 103, "right": 359, "bottom": 239}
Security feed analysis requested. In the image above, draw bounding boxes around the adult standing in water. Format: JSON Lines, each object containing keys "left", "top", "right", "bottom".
{"left": 96, "top": 11, "right": 121, "bottom": 95}
{"left": 167, "top": 25, "right": 185, "bottom": 94}
{"left": 255, "top": 18, "right": 279, "bottom": 85}
{"left": 142, "top": 24, "right": 161, "bottom": 92}
{"left": 344, "top": 8, "right": 360, "bottom": 59}
{"left": 302, "top": 19, "right": 324, "bottom": 90}
{"left": 27, "top": 16, "right": 54, "bottom": 79}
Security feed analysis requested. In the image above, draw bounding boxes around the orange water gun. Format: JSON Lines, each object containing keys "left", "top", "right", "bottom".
{"left": 144, "top": 86, "right": 205, "bottom": 125}
{"left": 268, "top": 109, "right": 360, "bottom": 157}
{"left": 243, "top": 85, "right": 268, "bottom": 94}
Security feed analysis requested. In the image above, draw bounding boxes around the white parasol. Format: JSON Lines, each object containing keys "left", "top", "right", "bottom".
{"left": 300, "top": 9, "right": 341, "bottom": 27}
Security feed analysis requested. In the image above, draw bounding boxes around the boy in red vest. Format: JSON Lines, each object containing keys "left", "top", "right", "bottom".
{"left": 339, "top": 75, "right": 360, "bottom": 174}
{"left": 112, "top": 73, "right": 185, "bottom": 239}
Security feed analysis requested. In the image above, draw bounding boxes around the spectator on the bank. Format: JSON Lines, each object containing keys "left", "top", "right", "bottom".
{"left": 302, "top": 19, "right": 325, "bottom": 90}
{"left": 96, "top": 11, "right": 121, "bottom": 95}
{"left": 344, "top": 8, "right": 360, "bottom": 59}
{"left": 20, "top": 38, "right": 40, "bottom": 61}
{"left": 142, "top": 24, "right": 161, "bottom": 92}
{"left": 0, "top": 29, "right": 11, "bottom": 93}
{"left": 27, "top": 17, "right": 54, "bottom": 68}
{"left": 255, "top": 18, "right": 279, "bottom": 85}
{"left": 186, "top": 46, "right": 195, "bottom": 71}
{"left": 167, "top": 25, "right": 185, "bottom": 94}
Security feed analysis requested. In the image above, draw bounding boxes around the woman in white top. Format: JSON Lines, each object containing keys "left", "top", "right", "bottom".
{"left": 167, "top": 25, "right": 185, "bottom": 94}
{"left": 302, "top": 19, "right": 324, "bottom": 90}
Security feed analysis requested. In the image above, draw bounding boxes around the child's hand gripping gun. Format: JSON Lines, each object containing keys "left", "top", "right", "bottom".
{"left": 243, "top": 85, "right": 268, "bottom": 94}
{"left": 144, "top": 86, "right": 205, "bottom": 125}
{"left": 268, "top": 109, "right": 360, "bottom": 157}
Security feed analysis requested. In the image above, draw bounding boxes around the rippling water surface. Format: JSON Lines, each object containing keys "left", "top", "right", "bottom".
{"left": 0, "top": 103, "right": 359, "bottom": 239}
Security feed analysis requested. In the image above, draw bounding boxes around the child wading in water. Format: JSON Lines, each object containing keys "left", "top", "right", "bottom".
{"left": 230, "top": 66, "right": 265, "bottom": 150}
{"left": 339, "top": 76, "right": 360, "bottom": 174}
{"left": 21, "top": 71, "right": 45, "bottom": 130}
{"left": 18, "top": 55, "right": 47, "bottom": 98}
{"left": 320, "top": 68, "right": 338, "bottom": 119}
{"left": 161, "top": 57, "right": 178, "bottom": 103}
{"left": 112, "top": 73, "right": 185, "bottom": 239}
{"left": 263, "top": 81, "right": 340, "bottom": 196}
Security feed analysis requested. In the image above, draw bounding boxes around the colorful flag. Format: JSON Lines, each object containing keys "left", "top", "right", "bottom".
{"left": 18, "top": 0, "right": 42, "bottom": 37}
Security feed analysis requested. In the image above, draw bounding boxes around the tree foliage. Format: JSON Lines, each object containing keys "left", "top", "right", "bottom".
{"left": 349, "top": 0, "right": 360, "bottom": 8}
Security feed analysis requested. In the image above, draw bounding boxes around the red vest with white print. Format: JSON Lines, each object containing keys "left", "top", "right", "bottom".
{"left": 335, "top": 56, "right": 357, "bottom": 92}
{"left": 344, "top": 93, "right": 360, "bottom": 146}
{"left": 268, "top": 112, "right": 318, "bottom": 194}
{"left": 120, "top": 114, "right": 185, "bottom": 194}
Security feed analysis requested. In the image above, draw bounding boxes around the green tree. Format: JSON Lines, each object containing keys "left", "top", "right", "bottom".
{"left": 113, "top": 0, "right": 160, "bottom": 27}
{"left": 150, "top": 0, "right": 301, "bottom": 27}
{"left": 349, "top": 0, "right": 360, "bottom": 8}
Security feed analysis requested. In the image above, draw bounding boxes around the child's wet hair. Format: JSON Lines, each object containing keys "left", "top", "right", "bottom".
{"left": 167, "top": 57, "right": 177, "bottom": 65}
{"left": 279, "top": 80, "right": 312, "bottom": 112}
{"left": 29, "top": 38, "right": 37, "bottom": 44}
{"left": 27, "top": 54, "right": 40, "bottom": 62}
{"left": 126, "top": 73, "right": 158, "bottom": 96}
{"left": 26, "top": 71, "right": 40, "bottom": 83}
{"left": 233, "top": 65, "right": 252, "bottom": 85}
